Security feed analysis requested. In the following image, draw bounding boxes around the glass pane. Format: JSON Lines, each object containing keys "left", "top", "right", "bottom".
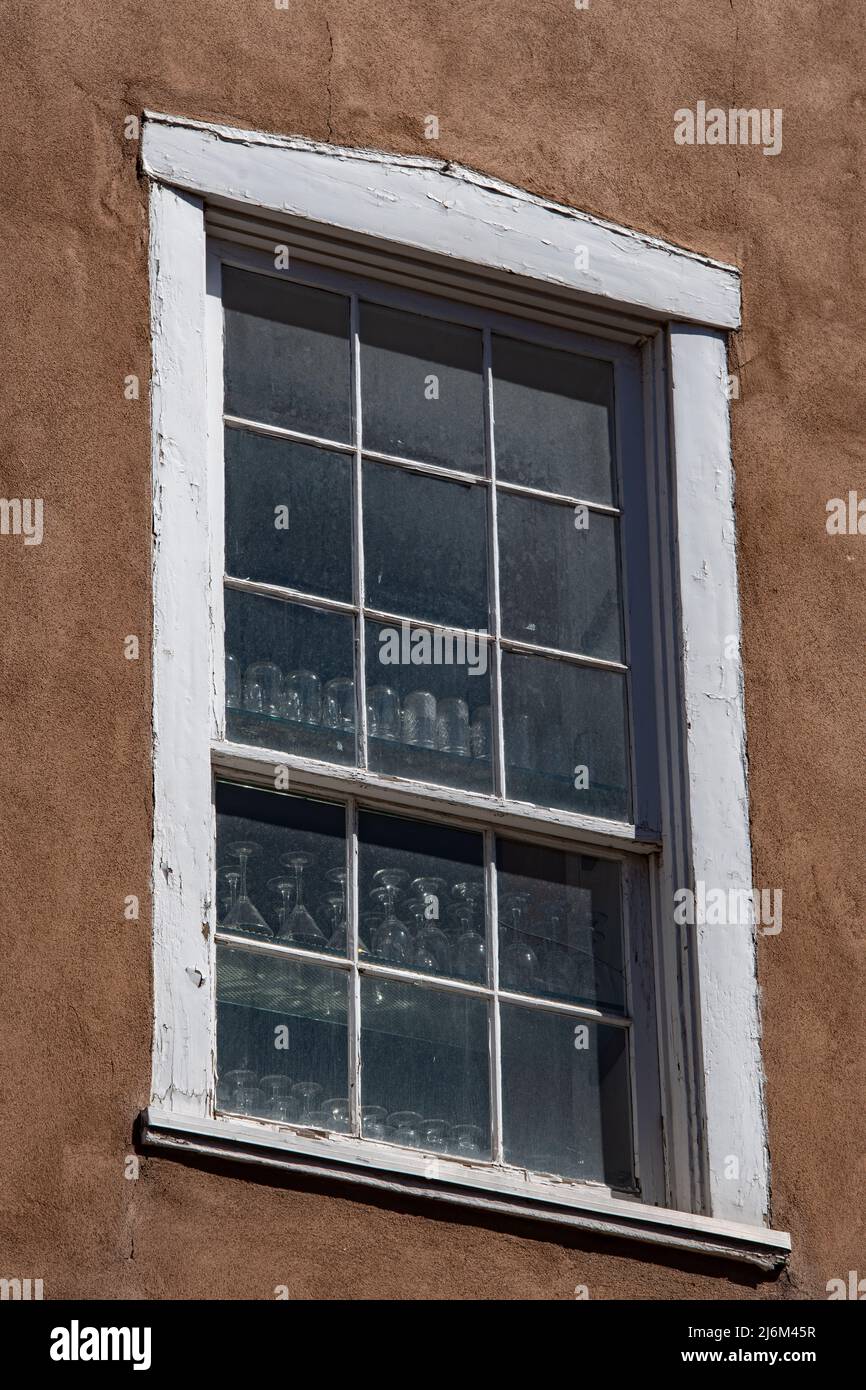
{"left": 364, "top": 620, "right": 493, "bottom": 794}
{"left": 223, "top": 266, "right": 351, "bottom": 440}
{"left": 496, "top": 839, "right": 625, "bottom": 1012}
{"left": 225, "top": 428, "right": 352, "bottom": 600}
{"left": 361, "top": 977, "right": 490, "bottom": 1158}
{"left": 492, "top": 336, "right": 615, "bottom": 504}
{"left": 363, "top": 461, "right": 488, "bottom": 629}
{"left": 360, "top": 303, "right": 485, "bottom": 473}
{"left": 498, "top": 492, "right": 623, "bottom": 662}
{"left": 359, "top": 809, "right": 486, "bottom": 984}
{"left": 216, "top": 944, "right": 349, "bottom": 1127}
{"left": 225, "top": 588, "right": 356, "bottom": 764}
{"left": 501, "top": 1007, "right": 633, "bottom": 1188}
{"left": 215, "top": 782, "right": 347, "bottom": 954}
{"left": 502, "top": 651, "right": 630, "bottom": 819}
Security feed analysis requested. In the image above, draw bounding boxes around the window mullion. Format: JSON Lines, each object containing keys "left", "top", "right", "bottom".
{"left": 351, "top": 293, "right": 369, "bottom": 771}
{"left": 483, "top": 327, "right": 506, "bottom": 800}
{"left": 347, "top": 796, "right": 362, "bottom": 1138}
{"left": 485, "top": 827, "right": 504, "bottom": 1164}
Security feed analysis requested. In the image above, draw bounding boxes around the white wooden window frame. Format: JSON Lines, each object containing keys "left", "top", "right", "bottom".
{"left": 141, "top": 112, "right": 790, "bottom": 1269}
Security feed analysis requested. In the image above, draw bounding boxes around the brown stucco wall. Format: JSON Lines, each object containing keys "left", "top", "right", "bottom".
{"left": 1, "top": 0, "right": 864, "bottom": 1299}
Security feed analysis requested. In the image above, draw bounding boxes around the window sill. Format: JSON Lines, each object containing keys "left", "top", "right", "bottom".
{"left": 141, "top": 1108, "right": 790, "bottom": 1272}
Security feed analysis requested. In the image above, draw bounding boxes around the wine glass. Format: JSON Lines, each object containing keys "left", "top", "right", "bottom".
{"left": 216, "top": 866, "right": 240, "bottom": 925}
{"left": 217, "top": 1067, "right": 257, "bottom": 1111}
{"left": 266, "top": 876, "right": 296, "bottom": 939}
{"left": 321, "top": 1097, "right": 351, "bottom": 1133}
{"left": 279, "top": 851, "right": 326, "bottom": 948}
{"left": 370, "top": 885, "right": 412, "bottom": 965}
{"left": 451, "top": 880, "right": 487, "bottom": 982}
{"left": 361, "top": 1105, "right": 389, "bottom": 1137}
{"left": 452, "top": 1123, "right": 485, "bottom": 1159}
{"left": 223, "top": 842, "right": 271, "bottom": 937}
{"left": 500, "top": 892, "right": 538, "bottom": 992}
{"left": 291, "top": 1081, "right": 323, "bottom": 1122}
{"left": 418, "top": 1119, "right": 449, "bottom": 1152}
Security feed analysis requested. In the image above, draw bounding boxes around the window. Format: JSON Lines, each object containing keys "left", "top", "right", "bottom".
{"left": 214, "top": 255, "right": 655, "bottom": 1197}
{"left": 143, "top": 112, "right": 790, "bottom": 1266}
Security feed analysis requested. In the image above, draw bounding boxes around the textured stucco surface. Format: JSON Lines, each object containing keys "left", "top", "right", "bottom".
{"left": 1, "top": 0, "right": 864, "bottom": 1299}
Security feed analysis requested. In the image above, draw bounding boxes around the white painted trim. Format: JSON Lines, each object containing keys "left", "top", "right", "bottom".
{"left": 668, "top": 326, "right": 768, "bottom": 1226}
{"left": 140, "top": 111, "right": 740, "bottom": 330}
{"left": 150, "top": 183, "right": 215, "bottom": 1118}
{"left": 145, "top": 116, "right": 773, "bottom": 1244}
{"left": 142, "top": 1108, "right": 790, "bottom": 1270}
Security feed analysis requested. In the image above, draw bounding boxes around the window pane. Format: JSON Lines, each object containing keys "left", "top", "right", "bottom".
{"left": 364, "top": 620, "right": 493, "bottom": 793}
{"left": 360, "top": 303, "right": 485, "bottom": 472}
{"left": 492, "top": 336, "right": 615, "bottom": 504}
{"left": 217, "top": 944, "right": 349, "bottom": 1126}
{"left": 225, "top": 588, "right": 356, "bottom": 765}
{"left": 502, "top": 651, "right": 630, "bottom": 819}
{"left": 215, "top": 782, "right": 347, "bottom": 954}
{"left": 359, "top": 809, "right": 486, "bottom": 984}
{"left": 496, "top": 838, "right": 625, "bottom": 1013}
{"left": 225, "top": 428, "right": 352, "bottom": 601}
{"left": 223, "top": 266, "right": 351, "bottom": 440}
{"left": 363, "top": 461, "right": 488, "bottom": 629}
{"left": 361, "top": 977, "right": 490, "bottom": 1158}
{"left": 501, "top": 1007, "right": 633, "bottom": 1188}
{"left": 498, "top": 492, "right": 623, "bottom": 661}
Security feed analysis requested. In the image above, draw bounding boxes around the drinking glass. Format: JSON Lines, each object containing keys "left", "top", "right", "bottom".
{"left": 216, "top": 866, "right": 240, "bottom": 925}
{"left": 282, "top": 669, "right": 321, "bottom": 724}
{"left": 499, "top": 892, "right": 538, "bottom": 992}
{"left": 223, "top": 842, "right": 271, "bottom": 937}
{"left": 436, "top": 697, "right": 470, "bottom": 755}
{"left": 279, "top": 851, "right": 327, "bottom": 948}
{"left": 402, "top": 690, "right": 437, "bottom": 748}
{"left": 321, "top": 1096, "right": 351, "bottom": 1133}
{"left": 322, "top": 676, "right": 355, "bottom": 730}
{"left": 291, "top": 1080, "right": 323, "bottom": 1122}
{"left": 260, "top": 1075, "right": 294, "bottom": 1120}
{"left": 418, "top": 1119, "right": 449, "bottom": 1152}
{"left": 243, "top": 661, "right": 282, "bottom": 717}
{"left": 370, "top": 885, "right": 413, "bottom": 965}
{"left": 470, "top": 704, "right": 492, "bottom": 758}
{"left": 217, "top": 1067, "right": 257, "bottom": 1111}
{"left": 361, "top": 1105, "right": 389, "bottom": 1137}
{"left": 367, "top": 685, "right": 401, "bottom": 741}
{"left": 452, "top": 1124, "right": 485, "bottom": 1159}
{"left": 387, "top": 1111, "right": 423, "bottom": 1150}
{"left": 266, "top": 876, "right": 296, "bottom": 940}
{"left": 225, "top": 652, "right": 243, "bottom": 709}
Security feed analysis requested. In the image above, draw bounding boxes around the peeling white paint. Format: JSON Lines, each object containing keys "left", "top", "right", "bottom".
{"left": 141, "top": 111, "right": 741, "bottom": 329}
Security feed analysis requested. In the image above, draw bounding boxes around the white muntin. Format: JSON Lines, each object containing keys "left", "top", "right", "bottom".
{"left": 378, "top": 619, "right": 489, "bottom": 677}
{"left": 674, "top": 101, "right": 783, "bottom": 157}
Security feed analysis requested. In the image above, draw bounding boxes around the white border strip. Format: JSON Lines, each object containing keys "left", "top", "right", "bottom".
{"left": 150, "top": 183, "right": 215, "bottom": 1119}
{"left": 668, "top": 326, "right": 768, "bottom": 1226}
{"left": 141, "top": 112, "right": 741, "bottom": 330}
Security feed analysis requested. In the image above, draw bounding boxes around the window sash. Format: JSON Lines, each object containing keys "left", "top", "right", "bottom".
{"left": 210, "top": 243, "right": 659, "bottom": 837}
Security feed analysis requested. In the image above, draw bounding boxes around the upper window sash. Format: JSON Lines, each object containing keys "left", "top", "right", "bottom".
{"left": 207, "top": 244, "right": 661, "bottom": 841}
